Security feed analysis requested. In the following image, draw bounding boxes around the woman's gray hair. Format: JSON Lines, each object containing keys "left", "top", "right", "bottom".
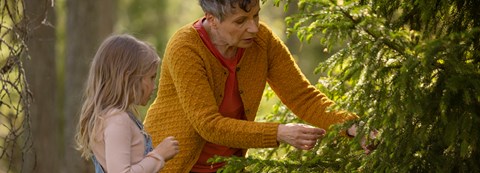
{"left": 199, "top": 0, "right": 257, "bottom": 21}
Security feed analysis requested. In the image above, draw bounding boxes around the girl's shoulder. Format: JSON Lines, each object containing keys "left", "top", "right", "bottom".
{"left": 103, "top": 108, "right": 131, "bottom": 126}
{"left": 91, "top": 109, "right": 132, "bottom": 142}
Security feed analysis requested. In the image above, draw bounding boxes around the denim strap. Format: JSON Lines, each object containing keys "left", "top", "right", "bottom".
{"left": 92, "top": 155, "right": 105, "bottom": 173}
{"left": 127, "top": 111, "right": 154, "bottom": 155}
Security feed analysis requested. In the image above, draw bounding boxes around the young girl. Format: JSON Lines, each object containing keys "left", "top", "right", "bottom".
{"left": 75, "top": 34, "right": 179, "bottom": 173}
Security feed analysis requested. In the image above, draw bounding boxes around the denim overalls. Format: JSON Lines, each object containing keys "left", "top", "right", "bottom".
{"left": 92, "top": 112, "right": 153, "bottom": 173}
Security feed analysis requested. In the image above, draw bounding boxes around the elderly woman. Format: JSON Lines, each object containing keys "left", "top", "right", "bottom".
{"left": 144, "top": 0, "right": 358, "bottom": 172}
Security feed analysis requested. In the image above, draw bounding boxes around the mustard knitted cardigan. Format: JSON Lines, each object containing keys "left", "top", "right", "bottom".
{"left": 144, "top": 21, "right": 357, "bottom": 173}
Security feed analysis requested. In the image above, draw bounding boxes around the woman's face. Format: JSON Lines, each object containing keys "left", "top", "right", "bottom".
{"left": 139, "top": 66, "right": 157, "bottom": 106}
{"left": 211, "top": 1, "right": 260, "bottom": 48}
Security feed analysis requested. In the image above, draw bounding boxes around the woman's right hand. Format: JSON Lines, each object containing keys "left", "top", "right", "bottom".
{"left": 277, "top": 123, "right": 326, "bottom": 150}
{"left": 154, "top": 136, "right": 179, "bottom": 161}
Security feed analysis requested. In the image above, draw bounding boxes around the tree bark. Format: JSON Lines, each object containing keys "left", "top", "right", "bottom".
{"left": 23, "top": 0, "right": 59, "bottom": 172}
{"left": 64, "top": 0, "right": 116, "bottom": 172}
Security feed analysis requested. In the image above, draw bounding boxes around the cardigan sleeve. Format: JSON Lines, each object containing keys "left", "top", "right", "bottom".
{"left": 262, "top": 24, "right": 358, "bottom": 130}
{"left": 162, "top": 31, "right": 279, "bottom": 149}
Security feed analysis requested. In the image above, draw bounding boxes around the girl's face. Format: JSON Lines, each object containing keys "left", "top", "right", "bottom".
{"left": 211, "top": 1, "right": 260, "bottom": 48}
{"left": 139, "top": 66, "right": 158, "bottom": 106}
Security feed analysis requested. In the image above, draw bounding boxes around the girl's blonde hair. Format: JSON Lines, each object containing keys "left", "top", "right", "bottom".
{"left": 75, "top": 34, "right": 160, "bottom": 159}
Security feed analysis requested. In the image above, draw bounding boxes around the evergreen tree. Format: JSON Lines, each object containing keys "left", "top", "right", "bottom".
{"left": 213, "top": 0, "right": 480, "bottom": 172}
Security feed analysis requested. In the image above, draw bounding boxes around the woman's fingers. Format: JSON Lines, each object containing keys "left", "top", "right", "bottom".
{"left": 278, "top": 123, "right": 326, "bottom": 150}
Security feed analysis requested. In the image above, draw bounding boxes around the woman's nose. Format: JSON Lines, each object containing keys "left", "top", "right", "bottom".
{"left": 247, "top": 20, "right": 259, "bottom": 33}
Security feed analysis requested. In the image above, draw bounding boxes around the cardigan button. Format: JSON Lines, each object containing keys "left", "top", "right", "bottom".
{"left": 239, "top": 90, "right": 244, "bottom": 94}
{"left": 245, "top": 109, "right": 250, "bottom": 114}
{"left": 235, "top": 67, "right": 240, "bottom": 72}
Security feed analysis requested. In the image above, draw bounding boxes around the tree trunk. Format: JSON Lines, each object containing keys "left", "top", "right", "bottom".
{"left": 23, "top": 0, "right": 59, "bottom": 172}
{"left": 64, "top": 0, "right": 116, "bottom": 172}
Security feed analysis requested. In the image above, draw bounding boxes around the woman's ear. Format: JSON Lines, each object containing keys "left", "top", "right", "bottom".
{"left": 205, "top": 13, "right": 218, "bottom": 29}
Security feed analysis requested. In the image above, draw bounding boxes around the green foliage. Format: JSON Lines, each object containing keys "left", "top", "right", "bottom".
{"left": 213, "top": 96, "right": 372, "bottom": 172}
{"left": 215, "top": 0, "right": 480, "bottom": 172}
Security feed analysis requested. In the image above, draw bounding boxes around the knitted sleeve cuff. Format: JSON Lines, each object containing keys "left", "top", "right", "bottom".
{"left": 264, "top": 123, "right": 280, "bottom": 147}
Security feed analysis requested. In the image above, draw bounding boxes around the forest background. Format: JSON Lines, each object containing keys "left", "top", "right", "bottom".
{"left": 1, "top": 0, "right": 479, "bottom": 172}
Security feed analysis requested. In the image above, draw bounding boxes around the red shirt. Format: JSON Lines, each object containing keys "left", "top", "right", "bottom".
{"left": 191, "top": 18, "right": 246, "bottom": 172}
